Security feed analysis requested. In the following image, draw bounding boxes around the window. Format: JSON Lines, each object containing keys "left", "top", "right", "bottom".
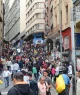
{"left": 36, "top": 24, "right": 39, "bottom": 29}
{"left": 36, "top": 3, "right": 39, "bottom": 8}
{"left": 65, "top": 5, "right": 68, "bottom": 22}
{"left": 36, "top": 13, "right": 40, "bottom": 18}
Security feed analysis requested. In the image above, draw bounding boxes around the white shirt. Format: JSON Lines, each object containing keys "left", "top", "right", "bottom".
{"left": 68, "top": 65, "right": 72, "bottom": 75}
{"left": 24, "top": 76, "right": 29, "bottom": 84}
{"left": 6, "top": 61, "right": 12, "bottom": 66}
{"left": 10, "top": 64, "right": 14, "bottom": 71}
{"left": 3, "top": 71, "right": 11, "bottom": 77}
{"left": 13, "top": 63, "right": 19, "bottom": 70}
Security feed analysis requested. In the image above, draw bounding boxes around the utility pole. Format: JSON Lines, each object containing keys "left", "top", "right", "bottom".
{"left": 59, "top": 0, "right": 62, "bottom": 63}
{"left": 71, "top": 7, "right": 76, "bottom": 95}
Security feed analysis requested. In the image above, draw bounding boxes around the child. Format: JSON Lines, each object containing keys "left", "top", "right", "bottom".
{"left": 3, "top": 68, "right": 11, "bottom": 88}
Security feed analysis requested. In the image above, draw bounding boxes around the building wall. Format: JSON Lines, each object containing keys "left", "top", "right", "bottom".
{"left": 53, "top": 0, "right": 73, "bottom": 32}
{"left": 20, "top": 0, "right": 26, "bottom": 33}
{"left": 0, "top": 0, "right": 3, "bottom": 55}
{"left": 25, "top": 0, "right": 45, "bottom": 37}
{"left": 4, "top": 0, "right": 20, "bottom": 41}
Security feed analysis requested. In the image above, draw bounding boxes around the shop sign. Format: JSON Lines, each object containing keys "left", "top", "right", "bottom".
{"left": 64, "top": 36, "right": 69, "bottom": 50}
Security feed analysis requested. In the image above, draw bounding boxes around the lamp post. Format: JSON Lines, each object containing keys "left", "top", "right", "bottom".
{"left": 59, "top": 0, "right": 62, "bottom": 63}
{"left": 71, "top": 7, "right": 76, "bottom": 95}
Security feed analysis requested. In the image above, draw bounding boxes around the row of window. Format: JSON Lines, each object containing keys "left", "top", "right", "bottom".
{"left": 26, "top": 24, "right": 44, "bottom": 35}
{"left": 26, "top": 3, "right": 44, "bottom": 18}
{"left": 26, "top": 0, "right": 34, "bottom": 9}
{"left": 26, "top": 13, "right": 44, "bottom": 27}
{"left": 54, "top": 5, "right": 68, "bottom": 26}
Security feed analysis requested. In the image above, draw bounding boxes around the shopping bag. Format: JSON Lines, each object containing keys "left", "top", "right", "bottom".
{"left": 56, "top": 75, "right": 65, "bottom": 93}
{"left": 0, "top": 80, "right": 3, "bottom": 84}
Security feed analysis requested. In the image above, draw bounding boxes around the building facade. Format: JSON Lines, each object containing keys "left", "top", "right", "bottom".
{"left": 45, "top": 0, "right": 73, "bottom": 59}
{"left": 0, "top": 0, "right": 3, "bottom": 55}
{"left": 73, "top": 0, "right": 80, "bottom": 56}
{"left": 21, "top": 0, "right": 45, "bottom": 44}
{"left": 4, "top": 0, "right": 20, "bottom": 42}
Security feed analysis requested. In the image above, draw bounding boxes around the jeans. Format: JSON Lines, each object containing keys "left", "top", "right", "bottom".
{"left": 4, "top": 77, "right": 9, "bottom": 87}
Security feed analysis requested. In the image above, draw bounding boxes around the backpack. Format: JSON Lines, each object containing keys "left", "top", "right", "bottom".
{"left": 13, "top": 87, "right": 35, "bottom": 95}
{"left": 56, "top": 75, "right": 65, "bottom": 93}
{"left": 30, "top": 80, "right": 38, "bottom": 95}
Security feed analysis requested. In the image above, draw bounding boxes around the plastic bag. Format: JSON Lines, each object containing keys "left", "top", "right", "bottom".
{"left": 56, "top": 75, "right": 65, "bottom": 93}
{"left": 0, "top": 80, "right": 3, "bottom": 84}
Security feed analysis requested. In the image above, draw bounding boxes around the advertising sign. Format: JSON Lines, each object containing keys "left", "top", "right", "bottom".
{"left": 64, "top": 36, "right": 69, "bottom": 50}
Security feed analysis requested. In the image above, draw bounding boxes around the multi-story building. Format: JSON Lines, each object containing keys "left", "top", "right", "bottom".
{"left": 4, "top": 0, "right": 45, "bottom": 45}
{"left": 45, "top": 0, "right": 73, "bottom": 59}
{"left": 22, "top": 0, "right": 45, "bottom": 44}
{"left": 4, "top": 0, "right": 20, "bottom": 42}
{"left": 0, "top": 0, "right": 3, "bottom": 55}
{"left": 44, "top": 0, "right": 53, "bottom": 53}
{"left": 73, "top": 0, "right": 80, "bottom": 52}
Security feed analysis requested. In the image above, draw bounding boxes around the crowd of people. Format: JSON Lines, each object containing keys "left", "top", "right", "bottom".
{"left": 0, "top": 41, "right": 80, "bottom": 95}
{"left": 0, "top": 54, "right": 74, "bottom": 95}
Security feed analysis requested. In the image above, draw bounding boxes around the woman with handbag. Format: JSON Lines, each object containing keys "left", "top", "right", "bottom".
{"left": 38, "top": 77, "right": 49, "bottom": 95}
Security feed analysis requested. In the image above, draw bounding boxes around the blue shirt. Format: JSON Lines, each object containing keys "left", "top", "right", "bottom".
{"left": 62, "top": 74, "right": 70, "bottom": 85}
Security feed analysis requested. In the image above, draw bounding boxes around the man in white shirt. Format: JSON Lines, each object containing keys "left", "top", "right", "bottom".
{"left": 6, "top": 59, "right": 12, "bottom": 71}
{"left": 13, "top": 62, "right": 19, "bottom": 74}
{"left": 3, "top": 68, "right": 11, "bottom": 88}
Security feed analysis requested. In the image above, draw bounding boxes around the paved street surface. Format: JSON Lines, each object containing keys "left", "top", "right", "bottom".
{"left": 0, "top": 81, "right": 72, "bottom": 95}
{"left": 0, "top": 76, "right": 72, "bottom": 95}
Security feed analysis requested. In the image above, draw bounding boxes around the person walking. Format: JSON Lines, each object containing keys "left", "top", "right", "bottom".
{"left": 6, "top": 58, "right": 12, "bottom": 71}
{"left": 68, "top": 63, "right": 72, "bottom": 80}
{"left": 77, "top": 71, "right": 80, "bottom": 95}
{"left": 18, "top": 60, "right": 23, "bottom": 70}
{"left": 58, "top": 69, "right": 70, "bottom": 95}
{"left": 3, "top": 68, "right": 11, "bottom": 88}
{"left": 28, "top": 72, "right": 38, "bottom": 95}
{"left": 21, "top": 70, "right": 29, "bottom": 84}
{"left": 38, "top": 77, "right": 49, "bottom": 95}
{"left": 43, "top": 70, "right": 52, "bottom": 95}
{"left": 13, "top": 61, "right": 19, "bottom": 74}
{"left": 7, "top": 72, "right": 35, "bottom": 95}
{"left": 32, "top": 65, "right": 37, "bottom": 80}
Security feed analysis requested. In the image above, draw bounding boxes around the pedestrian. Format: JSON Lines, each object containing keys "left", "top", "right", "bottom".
{"left": 6, "top": 58, "right": 12, "bottom": 71}
{"left": 68, "top": 63, "right": 72, "bottom": 80}
{"left": 13, "top": 61, "right": 19, "bottom": 74}
{"left": 51, "top": 65, "right": 56, "bottom": 81}
{"left": 0, "top": 61, "right": 3, "bottom": 75}
{"left": 10, "top": 63, "right": 14, "bottom": 80}
{"left": 28, "top": 72, "right": 38, "bottom": 95}
{"left": 3, "top": 68, "right": 11, "bottom": 88}
{"left": 32, "top": 64, "right": 37, "bottom": 80}
{"left": 77, "top": 71, "right": 80, "bottom": 95}
{"left": 58, "top": 69, "right": 70, "bottom": 95}
{"left": 18, "top": 60, "right": 23, "bottom": 70}
{"left": 43, "top": 70, "right": 52, "bottom": 95}
{"left": 21, "top": 70, "right": 29, "bottom": 84}
{"left": 38, "top": 77, "right": 49, "bottom": 95}
{"left": 7, "top": 72, "right": 35, "bottom": 95}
